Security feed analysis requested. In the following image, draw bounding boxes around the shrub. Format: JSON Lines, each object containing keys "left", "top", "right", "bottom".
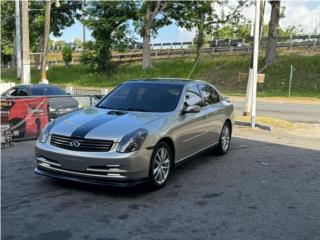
{"left": 62, "top": 46, "right": 73, "bottom": 67}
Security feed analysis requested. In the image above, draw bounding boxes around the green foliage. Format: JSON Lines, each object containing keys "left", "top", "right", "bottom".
{"left": 279, "top": 25, "right": 303, "bottom": 37}
{"left": 54, "top": 40, "right": 65, "bottom": 51}
{"left": 62, "top": 46, "right": 72, "bottom": 67}
{"left": 28, "top": 1, "right": 81, "bottom": 52}
{"left": 73, "top": 38, "right": 82, "bottom": 48}
{"left": 80, "top": 41, "right": 99, "bottom": 71}
{"left": 169, "top": 1, "right": 251, "bottom": 54}
{"left": 0, "top": 0, "right": 80, "bottom": 65}
{"left": 1, "top": 1, "right": 15, "bottom": 65}
{"left": 210, "top": 21, "right": 251, "bottom": 41}
{"left": 81, "top": 1, "right": 136, "bottom": 71}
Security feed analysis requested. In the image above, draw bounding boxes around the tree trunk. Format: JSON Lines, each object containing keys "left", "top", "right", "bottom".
{"left": 265, "top": 0, "right": 280, "bottom": 66}
{"left": 40, "top": 0, "right": 51, "bottom": 84}
{"left": 142, "top": 28, "right": 152, "bottom": 69}
{"left": 196, "top": 12, "right": 205, "bottom": 58}
{"left": 35, "top": 36, "right": 43, "bottom": 70}
{"left": 142, "top": 5, "right": 153, "bottom": 69}
{"left": 12, "top": 36, "right": 17, "bottom": 69}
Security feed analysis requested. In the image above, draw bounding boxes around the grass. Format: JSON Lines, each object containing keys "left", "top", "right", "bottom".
{"left": 1, "top": 54, "right": 320, "bottom": 98}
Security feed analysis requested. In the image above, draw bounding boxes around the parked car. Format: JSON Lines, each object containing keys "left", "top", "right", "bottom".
{"left": 34, "top": 79, "right": 234, "bottom": 189}
{"left": 2, "top": 84, "right": 80, "bottom": 119}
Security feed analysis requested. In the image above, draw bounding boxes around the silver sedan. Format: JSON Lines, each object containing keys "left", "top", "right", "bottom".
{"left": 34, "top": 79, "right": 234, "bottom": 188}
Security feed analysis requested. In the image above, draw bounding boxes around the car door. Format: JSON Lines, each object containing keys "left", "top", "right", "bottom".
{"left": 198, "top": 84, "right": 224, "bottom": 145}
{"left": 175, "top": 84, "right": 209, "bottom": 160}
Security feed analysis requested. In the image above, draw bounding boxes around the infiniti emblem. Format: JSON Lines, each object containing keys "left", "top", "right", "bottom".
{"left": 69, "top": 140, "right": 81, "bottom": 148}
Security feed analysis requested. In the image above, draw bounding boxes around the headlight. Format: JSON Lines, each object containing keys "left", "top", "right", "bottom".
{"left": 117, "top": 128, "right": 148, "bottom": 153}
{"left": 39, "top": 120, "right": 55, "bottom": 143}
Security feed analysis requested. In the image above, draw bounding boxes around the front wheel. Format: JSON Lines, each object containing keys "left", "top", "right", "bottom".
{"left": 148, "top": 142, "right": 172, "bottom": 189}
{"left": 217, "top": 122, "right": 231, "bottom": 155}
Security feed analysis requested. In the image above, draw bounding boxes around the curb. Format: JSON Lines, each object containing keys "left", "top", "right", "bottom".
{"left": 235, "top": 121, "right": 272, "bottom": 131}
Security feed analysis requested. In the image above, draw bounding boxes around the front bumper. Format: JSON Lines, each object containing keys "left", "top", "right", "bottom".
{"left": 35, "top": 140, "right": 152, "bottom": 184}
{"left": 34, "top": 167, "right": 147, "bottom": 187}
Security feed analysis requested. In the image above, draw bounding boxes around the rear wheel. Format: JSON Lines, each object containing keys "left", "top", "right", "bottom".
{"left": 217, "top": 122, "right": 231, "bottom": 155}
{"left": 149, "top": 142, "right": 172, "bottom": 189}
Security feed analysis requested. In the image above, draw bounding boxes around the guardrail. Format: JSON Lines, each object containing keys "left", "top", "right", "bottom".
{"left": 111, "top": 39, "right": 320, "bottom": 63}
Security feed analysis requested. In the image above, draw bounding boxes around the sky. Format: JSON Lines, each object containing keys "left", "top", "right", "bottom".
{"left": 52, "top": 0, "right": 320, "bottom": 44}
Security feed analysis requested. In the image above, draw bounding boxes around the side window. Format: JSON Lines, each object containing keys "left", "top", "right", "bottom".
{"left": 185, "top": 85, "right": 202, "bottom": 106}
{"left": 18, "top": 87, "right": 29, "bottom": 96}
{"left": 199, "top": 84, "right": 220, "bottom": 106}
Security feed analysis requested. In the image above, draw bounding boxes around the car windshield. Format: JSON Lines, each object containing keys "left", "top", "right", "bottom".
{"left": 97, "top": 83, "right": 183, "bottom": 112}
{"left": 31, "top": 86, "right": 65, "bottom": 96}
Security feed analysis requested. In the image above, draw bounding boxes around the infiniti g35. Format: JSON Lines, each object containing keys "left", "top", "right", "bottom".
{"left": 34, "top": 79, "right": 234, "bottom": 188}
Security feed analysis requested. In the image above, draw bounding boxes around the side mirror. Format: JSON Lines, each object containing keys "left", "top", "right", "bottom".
{"left": 183, "top": 104, "right": 201, "bottom": 114}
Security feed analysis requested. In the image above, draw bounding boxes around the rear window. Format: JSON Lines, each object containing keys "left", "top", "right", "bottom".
{"left": 31, "top": 86, "right": 65, "bottom": 96}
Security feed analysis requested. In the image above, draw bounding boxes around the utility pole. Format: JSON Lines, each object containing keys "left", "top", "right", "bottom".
{"left": 251, "top": 0, "right": 261, "bottom": 128}
{"left": 243, "top": 0, "right": 263, "bottom": 118}
{"left": 15, "top": 0, "right": 22, "bottom": 80}
{"left": 40, "top": 0, "right": 52, "bottom": 84}
{"left": 21, "top": 0, "right": 31, "bottom": 84}
{"left": 82, "top": 0, "right": 86, "bottom": 43}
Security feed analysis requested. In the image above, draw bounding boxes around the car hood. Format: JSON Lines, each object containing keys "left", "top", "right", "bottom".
{"left": 51, "top": 107, "right": 169, "bottom": 142}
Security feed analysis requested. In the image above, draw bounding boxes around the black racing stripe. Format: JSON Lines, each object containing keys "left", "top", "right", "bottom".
{"left": 70, "top": 114, "right": 116, "bottom": 139}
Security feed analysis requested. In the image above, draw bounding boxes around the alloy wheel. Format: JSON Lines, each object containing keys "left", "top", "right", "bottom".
{"left": 221, "top": 125, "right": 230, "bottom": 152}
{"left": 152, "top": 147, "right": 171, "bottom": 184}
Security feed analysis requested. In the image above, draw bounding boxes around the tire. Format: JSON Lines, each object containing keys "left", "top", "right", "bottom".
{"left": 148, "top": 142, "right": 173, "bottom": 189}
{"left": 217, "top": 122, "right": 232, "bottom": 155}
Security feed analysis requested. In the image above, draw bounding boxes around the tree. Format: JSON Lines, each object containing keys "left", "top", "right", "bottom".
{"left": 55, "top": 40, "right": 65, "bottom": 51}
{"left": 0, "top": 1, "right": 79, "bottom": 68}
{"left": 265, "top": 0, "right": 281, "bottom": 66}
{"left": 1, "top": 1, "right": 15, "bottom": 66}
{"left": 135, "top": 1, "right": 171, "bottom": 69}
{"left": 40, "top": 0, "right": 52, "bottom": 83}
{"left": 170, "top": 1, "right": 249, "bottom": 57}
{"left": 209, "top": 20, "right": 252, "bottom": 41}
{"left": 73, "top": 38, "right": 83, "bottom": 48}
{"left": 81, "top": 1, "right": 136, "bottom": 71}
{"left": 62, "top": 46, "right": 72, "bottom": 67}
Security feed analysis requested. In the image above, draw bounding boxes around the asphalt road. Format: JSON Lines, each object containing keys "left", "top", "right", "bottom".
{"left": 233, "top": 100, "right": 320, "bottom": 123}
{"left": 2, "top": 128, "right": 320, "bottom": 240}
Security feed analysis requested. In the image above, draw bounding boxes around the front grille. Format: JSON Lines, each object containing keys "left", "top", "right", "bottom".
{"left": 50, "top": 134, "right": 113, "bottom": 152}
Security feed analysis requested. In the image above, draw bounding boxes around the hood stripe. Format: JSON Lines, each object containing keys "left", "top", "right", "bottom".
{"left": 70, "top": 114, "right": 116, "bottom": 139}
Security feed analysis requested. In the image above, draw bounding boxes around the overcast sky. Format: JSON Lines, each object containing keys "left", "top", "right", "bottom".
{"left": 53, "top": 0, "right": 320, "bottom": 43}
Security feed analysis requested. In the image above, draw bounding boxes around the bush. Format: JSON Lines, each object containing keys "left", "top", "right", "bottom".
{"left": 62, "top": 46, "right": 72, "bottom": 67}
